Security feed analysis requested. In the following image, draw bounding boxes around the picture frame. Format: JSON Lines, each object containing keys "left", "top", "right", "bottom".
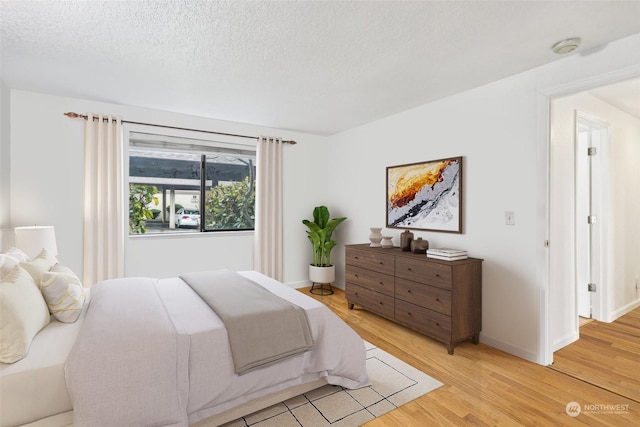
{"left": 386, "top": 156, "right": 462, "bottom": 233}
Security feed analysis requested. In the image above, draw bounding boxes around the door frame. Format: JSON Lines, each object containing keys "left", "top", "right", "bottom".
{"left": 537, "top": 65, "right": 640, "bottom": 366}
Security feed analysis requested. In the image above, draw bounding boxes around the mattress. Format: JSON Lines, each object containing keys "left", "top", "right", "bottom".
{"left": 0, "top": 290, "right": 90, "bottom": 427}
{"left": 65, "top": 271, "right": 369, "bottom": 426}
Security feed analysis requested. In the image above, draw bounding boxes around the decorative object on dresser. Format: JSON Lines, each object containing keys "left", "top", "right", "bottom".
{"left": 302, "top": 206, "right": 347, "bottom": 295}
{"left": 386, "top": 157, "right": 462, "bottom": 233}
{"left": 380, "top": 236, "right": 393, "bottom": 248}
{"left": 345, "top": 244, "right": 482, "bottom": 354}
{"left": 410, "top": 237, "right": 429, "bottom": 254}
{"left": 400, "top": 229, "right": 414, "bottom": 251}
{"left": 368, "top": 227, "right": 383, "bottom": 247}
{"left": 427, "top": 248, "right": 468, "bottom": 261}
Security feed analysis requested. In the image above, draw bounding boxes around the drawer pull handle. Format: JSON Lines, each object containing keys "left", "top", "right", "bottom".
{"left": 407, "top": 267, "right": 412, "bottom": 271}
{"left": 379, "top": 302, "right": 383, "bottom": 305}
{"left": 379, "top": 281, "right": 383, "bottom": 285}
{"left": 379, "top": 262, "right": 384, "bottom": 265}
{"left": 435, "top": 298, "right": 440, "bottom": 302}
{"left": 435, "top": 274, "right": 441, "bottom": 277}
{"left": 407, "top": 290, "right": 412, "bottom": 294}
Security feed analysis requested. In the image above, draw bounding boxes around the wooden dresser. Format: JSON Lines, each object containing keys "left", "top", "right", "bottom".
{"left": 345, "top": 244, "right": 482, "bottom": 354}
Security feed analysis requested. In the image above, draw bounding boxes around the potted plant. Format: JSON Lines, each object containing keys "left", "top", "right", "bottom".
{"left": 302, "top": 206, "right": 347, "bottom": 291}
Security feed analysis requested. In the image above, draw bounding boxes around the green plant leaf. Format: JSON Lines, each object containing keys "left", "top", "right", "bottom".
{"left": 302, "top": 206, "right": 347, "bottom": 267}
{"left": 313, "top": 206, "right": 329, "bottom": 229}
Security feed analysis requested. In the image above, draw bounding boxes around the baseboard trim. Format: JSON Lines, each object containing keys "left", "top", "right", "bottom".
{"left": 480, "top": 334, "right": 539, "bottom": 365}
{"left": 608, "top": 298, "right": 640, "bottom": 323}
{"left": 551, "top": 331, "right": 579, "bottom": 353}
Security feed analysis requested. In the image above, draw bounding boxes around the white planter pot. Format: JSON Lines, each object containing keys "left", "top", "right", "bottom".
{"left": 309, "top": 264, "right": 335, "bottom": 284}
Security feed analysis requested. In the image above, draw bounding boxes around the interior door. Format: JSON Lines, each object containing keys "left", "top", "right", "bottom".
{"left": 575, "top": 113, "right": 606, "bottom": 319}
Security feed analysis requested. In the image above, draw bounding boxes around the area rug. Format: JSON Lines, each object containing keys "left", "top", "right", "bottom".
{"left": 222, "top": 341, "right": 443, "bottom": 426}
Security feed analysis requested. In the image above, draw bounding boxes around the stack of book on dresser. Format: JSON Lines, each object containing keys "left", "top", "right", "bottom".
{"left": 426, "top": 248, "right": 468, "bottom": 261}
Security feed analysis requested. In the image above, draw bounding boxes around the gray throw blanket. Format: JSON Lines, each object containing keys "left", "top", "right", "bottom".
{"left": 180, "top": 269, "right": 314, "bottom": 375}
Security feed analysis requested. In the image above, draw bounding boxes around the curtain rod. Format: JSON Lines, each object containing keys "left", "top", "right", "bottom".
{"left": 64, "top": 112, "right": 297, "bottom": 145}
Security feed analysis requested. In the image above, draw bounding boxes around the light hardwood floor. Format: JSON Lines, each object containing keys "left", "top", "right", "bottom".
{"left": 303, "top": 287, "right": 640, "bottom": 426}
{"left": 551, "top": 307, "right": 640, "bottom": 404}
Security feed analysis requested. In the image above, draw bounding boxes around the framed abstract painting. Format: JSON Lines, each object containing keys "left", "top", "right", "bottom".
{"left": 386, "top": 156, "right": 462, "bottom": 233}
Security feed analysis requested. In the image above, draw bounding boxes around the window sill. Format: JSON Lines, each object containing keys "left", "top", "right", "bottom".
{"left": 129, "top": 229, "right": 254, "bottom": 240}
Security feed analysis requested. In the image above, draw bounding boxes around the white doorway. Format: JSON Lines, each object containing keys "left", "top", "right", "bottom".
{"left": 575, "top": 112, "right": 609, "bottom": 320}
{"left": 545, "top": 74, "right": 640, "bottom": 364}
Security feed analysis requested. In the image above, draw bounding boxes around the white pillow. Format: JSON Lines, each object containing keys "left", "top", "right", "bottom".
{"left": 19, "top": 248, "right": 58, "bottom": 284}
{"left": 0, "top": 266, "right": 51, "bottom": 363}
{"left": 0, "top": 254, "right": 19, "bottom": 279}
{"left": 40, "top": 264, "right": 85, "bottom": 323}
{"left": 0, "top": 248, "right": 30, "bottom": 279}
{"left": 6, "top": 247, "right": 30, "bottom": 262}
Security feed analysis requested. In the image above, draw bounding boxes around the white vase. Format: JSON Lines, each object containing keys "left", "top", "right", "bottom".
{"left": 381, "top": 236, "right": 393, "bottom": 248}
{"left": 369, "top": 227, "right": 382, "bottom": 247}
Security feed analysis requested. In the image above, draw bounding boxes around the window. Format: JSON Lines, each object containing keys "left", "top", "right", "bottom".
{"left": 127, "top": 128, "right": 256, "bottom": 235}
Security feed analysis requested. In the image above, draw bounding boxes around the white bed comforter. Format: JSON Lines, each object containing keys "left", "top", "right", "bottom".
{"left": 65, "top": 271, "right": 369, "bottom": 426}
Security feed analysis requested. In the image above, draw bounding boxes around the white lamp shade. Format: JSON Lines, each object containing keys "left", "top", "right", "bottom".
{"left": 14, "top": 226, "right": 58, "bottom": 259}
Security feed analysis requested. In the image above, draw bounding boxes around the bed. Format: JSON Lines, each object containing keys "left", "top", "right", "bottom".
{"left": 1, "top": 270, "right": 370, "bottom": 427}
{"left": 0, "top": 291, "right": 90, "bottom": 427}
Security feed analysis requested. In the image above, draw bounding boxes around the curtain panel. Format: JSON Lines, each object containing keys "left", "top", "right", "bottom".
{"left": 254, "top": 136, "right": 283, "bottom": 281}
{"left": 83, "top": 113, "right": 124, "bottom": 286}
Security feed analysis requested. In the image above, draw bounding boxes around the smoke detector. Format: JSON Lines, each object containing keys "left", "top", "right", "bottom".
{"left": 552, "top": 38, "right": 581, "bottom": 55}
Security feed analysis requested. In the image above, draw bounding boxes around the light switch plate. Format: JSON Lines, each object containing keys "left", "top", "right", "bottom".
{"left": 505, "top": 211, "right": 515, "bottom": 225}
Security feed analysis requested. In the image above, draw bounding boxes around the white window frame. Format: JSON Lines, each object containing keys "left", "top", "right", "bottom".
{"left": 124, "top": 123, "right": 257, "bottom": 237}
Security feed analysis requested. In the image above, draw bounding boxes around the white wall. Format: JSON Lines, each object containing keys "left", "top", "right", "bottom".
{"left": 328, "top": 72, "right": 542, "bottom": 362}
{"left": 0, "top": 78, "right": 11, "bottom": 250}
{"left": 327, "top": 33, "right": 640, "bottom": 363}
{"left": 550, "top": 91, "right": 640, "bottom": 350}
{"left": 8, "top": 90, "right": 328, "bottom": 285}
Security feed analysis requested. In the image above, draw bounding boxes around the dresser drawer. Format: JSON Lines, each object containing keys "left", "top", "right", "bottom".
{"left": 395, "top": 277, "right": 451, "bottom": 315}
{"left": 396, "top": 257, "right": 452, "bottom": 289}
{"left": 346, "top": 283, "right": 394, "bottom": 319}
{"left": 346, "top": 247, "right": 394, "bottom": 276}
{"left": 395, "top": 300, "right": 451, "bottom": 343}
{"left": 346, "top": 265, "right": 394, "bottom": 296}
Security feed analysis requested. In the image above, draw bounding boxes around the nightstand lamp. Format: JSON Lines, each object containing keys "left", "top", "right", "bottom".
{"left": 14, "top": 225, "right": 58, "bottom": 260}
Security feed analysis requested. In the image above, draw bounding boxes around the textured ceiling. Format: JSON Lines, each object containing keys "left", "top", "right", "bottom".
{"left": 1, "top": 1, "right": 640, "bottom": 135}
